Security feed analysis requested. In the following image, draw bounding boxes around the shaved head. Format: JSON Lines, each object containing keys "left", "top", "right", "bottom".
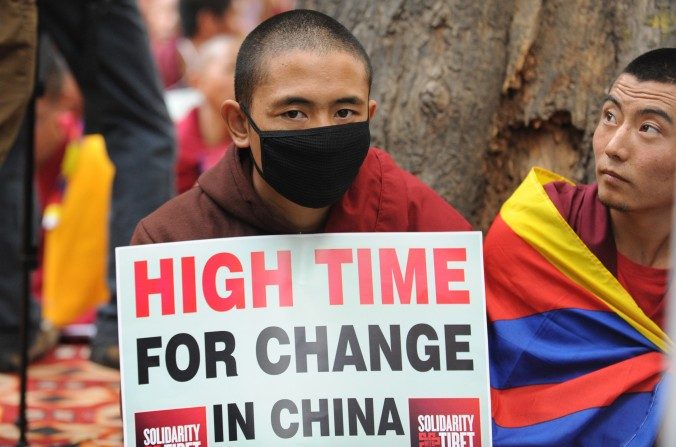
{"left": 620, "top": 47, "right": 675, "bottom": 85}
{"left": 234, "top": 9, "right": 373, "bottom": 111}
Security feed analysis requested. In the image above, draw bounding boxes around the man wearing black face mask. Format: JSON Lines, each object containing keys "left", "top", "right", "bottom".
{"left": 131, "top": 9, "right": 470, "bottom": 245}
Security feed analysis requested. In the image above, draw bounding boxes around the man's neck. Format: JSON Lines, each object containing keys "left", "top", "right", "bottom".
{"left": 611, "top": 208, "right": 672, "bottom": 269}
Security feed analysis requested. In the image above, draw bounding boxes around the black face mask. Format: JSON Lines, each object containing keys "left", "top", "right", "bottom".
{"left": 240, "top": 105, "right": 371, "bottom": 209}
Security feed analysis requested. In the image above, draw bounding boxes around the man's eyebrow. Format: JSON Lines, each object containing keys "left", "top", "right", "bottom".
{"left": 602, "top": 94, "right": 673, "bottom": 124}
{"left": 639, "top": 107, "right": 673, "bottom": 124}
{"left": 271, "top": 96, "right": 365, "bottom": 108}
{"left": 602, "top": 94, "right": 620, "bottom": 107}
{"left": 271, "top": 96, "right": 312, "bottom": 108}
{"left": 333, "top": 96, "right": 364, "bottom": 105}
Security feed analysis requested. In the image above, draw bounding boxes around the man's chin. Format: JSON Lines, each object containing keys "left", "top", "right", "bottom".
{"left": 599, "top": 196, "right": 629, "bottom": 212}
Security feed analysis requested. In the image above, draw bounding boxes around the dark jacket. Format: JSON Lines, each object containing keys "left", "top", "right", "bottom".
{"left": 131, "top": 146, "right": 471, "bottom": 245}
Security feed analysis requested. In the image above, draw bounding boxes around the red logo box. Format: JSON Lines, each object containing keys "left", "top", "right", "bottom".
{"left": 135, "top": 406, "right": 207, "bottom": 447}
{"left": 409, "top": 398, "right": 481, "bottom": 447}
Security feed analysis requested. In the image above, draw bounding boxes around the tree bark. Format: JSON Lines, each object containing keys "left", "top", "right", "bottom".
{"left": 299, "top": 0, "right": 675, "bottom": 229}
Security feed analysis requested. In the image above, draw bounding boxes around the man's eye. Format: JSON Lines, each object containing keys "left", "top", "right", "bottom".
{"left": 335, "top": 109, "right": 354, "bottom": 118}
{"left": 283, "top": 110, "right": 306, "bottom": 120}
{"left": 639, "top": 123, "right": 660, "bottom": 134}
{"left": 603, "top": 110, "right": 616, "bottom": 124}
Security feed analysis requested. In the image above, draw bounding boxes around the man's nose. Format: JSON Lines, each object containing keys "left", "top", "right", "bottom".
{"left": 603, "top": 124, "right": 631, "bottom": 161}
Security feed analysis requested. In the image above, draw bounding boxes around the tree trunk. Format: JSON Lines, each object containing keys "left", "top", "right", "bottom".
{"left": 298, "top": 0, "right": 675, "bottom": 229}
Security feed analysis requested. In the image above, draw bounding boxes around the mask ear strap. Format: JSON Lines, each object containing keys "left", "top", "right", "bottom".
{"left": 239, "top": 104, "right": 263, "bottom": 134}
{"left": 250, "top": 154, "right": 265, "bottom": 178}
{"left": 240, "top": 103, "right": 266, "bottom": 176}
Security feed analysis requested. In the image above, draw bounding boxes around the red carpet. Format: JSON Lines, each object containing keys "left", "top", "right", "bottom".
{"left": 0, "top": 344, "right": 122, "bottom": 446}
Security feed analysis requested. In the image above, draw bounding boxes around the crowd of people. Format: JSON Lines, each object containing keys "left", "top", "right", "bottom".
{"left": 0, "top": 1, "right": 673, "bottom": 445}
{"left": 1, "top": 0, "right": 294, "bottom": 371}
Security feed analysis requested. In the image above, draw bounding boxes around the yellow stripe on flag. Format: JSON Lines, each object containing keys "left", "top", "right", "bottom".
{"left": 42, "top": 134, "right": 115, "bottom": 327}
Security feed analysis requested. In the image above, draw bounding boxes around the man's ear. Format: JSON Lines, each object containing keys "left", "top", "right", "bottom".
{"left": 221, "top": 99, "right": 250, "bottom": 148}
{"left": 368, "top": 99, "right": 377, "bottom": 120}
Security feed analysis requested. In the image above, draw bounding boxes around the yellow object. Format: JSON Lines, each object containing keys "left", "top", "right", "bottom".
{"left": 42, "top": 134, "right": 115, "bottom": 327}
{"left": 501, "top": 167, "right": 672, "bottom": 353}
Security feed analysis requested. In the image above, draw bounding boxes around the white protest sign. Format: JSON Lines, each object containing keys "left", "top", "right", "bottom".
{"left": 116, "top": 232, "right": 492, "bottom": 446}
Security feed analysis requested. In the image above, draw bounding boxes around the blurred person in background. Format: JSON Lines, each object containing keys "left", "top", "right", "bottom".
{"left": 32, "top": 37, "right": 83, "bottom": 303}
{"left": 155, "top": 0, "right": 295, "bottom": 120}
{"left": 177, "top": 0, "right": 238, "bottom": 64}
{"left": 0, "top": 4, "right": 58, "bottom": 371}
{"left": 175, "top": 36, "right": 240, "bottom": 194}
{"left": 43, "top": 0, "right": 176, "bottom": 368}
{"left": 34, "top": 37, "right": 84, "bottom": 208}
{"left": 164, "top": 0, "right": 237, "bottom": 121}
{"left": 34, "top": 38, "right": 115, "bottom": 335}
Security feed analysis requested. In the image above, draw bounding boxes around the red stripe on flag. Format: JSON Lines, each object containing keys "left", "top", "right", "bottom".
{"left": 491, "top": 351, "right": 664, "bottom": 427}
{"left": 485, "top": 215, "right": 609, "bottom": 321}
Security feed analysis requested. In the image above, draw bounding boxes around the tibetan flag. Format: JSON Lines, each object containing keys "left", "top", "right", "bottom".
{"left": 486, "top": 167, "right": 670, "bottom": 446}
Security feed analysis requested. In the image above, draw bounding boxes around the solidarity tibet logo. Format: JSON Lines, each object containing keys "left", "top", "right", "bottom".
{"left": 135, "top": 406, "right": 207, "bottom": 447}
{"left": 409, "top": 398, "right": 481, "bottom": 447}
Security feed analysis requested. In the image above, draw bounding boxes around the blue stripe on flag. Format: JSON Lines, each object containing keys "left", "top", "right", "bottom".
{"left": 490, "top": 308, "right": 657, "bottom": 389}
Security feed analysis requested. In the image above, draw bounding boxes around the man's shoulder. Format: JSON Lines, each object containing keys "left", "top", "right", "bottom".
{"left": 544, "top": 180, "right": 614, "bottom": 269}
{"left": 349, "top": 147, "right": 471, "bottom": 231}
{"left": 544, "top": 180, "right": 600, "bottom": 221}
{"left": 360, "top": 147, "right": 439, "bottom": 196}
{"left": 131, "top": 188, "right": 210, "bottom": 245}
{"left": 131, "top": 184, "right": 257, "bottom": 245}
{"left": 485, "top": 177, "right": 601, "bottom": 244}
{"left": 485, "top": 175, "right": 614, "bottom": 271}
